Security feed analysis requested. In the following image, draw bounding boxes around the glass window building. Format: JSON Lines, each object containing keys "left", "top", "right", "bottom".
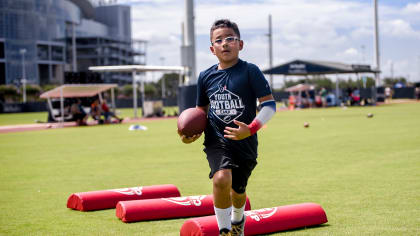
{"left": 0, "top": 0, "right": 146, "bottom": 85}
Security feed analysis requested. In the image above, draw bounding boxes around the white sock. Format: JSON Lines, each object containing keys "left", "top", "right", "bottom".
{"left": 231, "top": 204, "right": 245, "bottom": 223}
{"left": 214, "top": 206, "right": 232, "bottom": 231}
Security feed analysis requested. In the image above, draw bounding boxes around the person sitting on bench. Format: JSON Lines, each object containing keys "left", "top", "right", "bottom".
{"left": 71, "top": 99, "right": 88, "bottom": 126}
{"left": 101, "top": 99, "right": 123, "bottom": 123}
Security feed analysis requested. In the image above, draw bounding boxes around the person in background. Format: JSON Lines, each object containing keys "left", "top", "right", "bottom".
{"left": 319, "top": 87, "right": 327, "bottom": 107}
{"left": 70, "top": 99, "right": 88, "bottom": 126}
{"left": 385, "top": 87, "right": 392, "bottom": 103}
{"left": 101, "top": 99, "right": 123, "bottom": 123}
{"left": 90, "top": 98, "right": 103, "bottom": 123}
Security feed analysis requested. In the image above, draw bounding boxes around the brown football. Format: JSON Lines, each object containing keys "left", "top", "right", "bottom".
{"left": 177, "top": 107, "right": 207, "bottom": 137}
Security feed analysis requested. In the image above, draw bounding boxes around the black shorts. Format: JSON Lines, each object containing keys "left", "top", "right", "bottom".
{"left": 204, "top": 144, "right": 257, "bottom": 194}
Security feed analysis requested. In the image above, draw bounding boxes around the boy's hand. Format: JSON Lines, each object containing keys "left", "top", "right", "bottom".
{"left": 178, "top": 130, "right": 202, "bottom": 144}
{"left": 224, "top": 120, "right": 251, "bottom": 140}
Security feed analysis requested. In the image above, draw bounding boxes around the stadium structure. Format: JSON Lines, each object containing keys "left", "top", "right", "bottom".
{"left": 0, "top": 0, "right": 146, "bottom": 85}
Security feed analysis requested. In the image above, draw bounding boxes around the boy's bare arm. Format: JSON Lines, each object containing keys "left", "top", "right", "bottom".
{"left": 258, "top": 94, "right": 275, "bottom": 103}
{"left": 178, "top": 105, "right": 208, "bottom": 144}
{"left": 196, "top": 105, "right": 209, "bottom": 114}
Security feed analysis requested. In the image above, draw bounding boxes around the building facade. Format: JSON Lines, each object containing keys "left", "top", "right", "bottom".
{"left": 0, "top": 0, "right": 145, "bottom": 85}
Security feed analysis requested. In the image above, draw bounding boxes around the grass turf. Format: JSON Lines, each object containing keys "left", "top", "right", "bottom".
{"left": 0, "top": 107, "right": 178, "bottom": 126}
{"left": 0, "top": 103, "right": 419, "bottom": 235}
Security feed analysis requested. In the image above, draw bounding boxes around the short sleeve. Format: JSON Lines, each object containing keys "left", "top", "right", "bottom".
{"left": 196, "top": 72, "right": 209, "bottom": 107}
{"left": 248, "top": 63, "right": 272, "bottom": 98}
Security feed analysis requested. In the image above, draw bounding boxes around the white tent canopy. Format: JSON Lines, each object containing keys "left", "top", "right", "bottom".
{"left": 40, "top": 84, "right": 118, "bottom": 123}
{"left": 40, "top": 84, "right": 117, "bottom": 98}
{"left": 285, "top": 83, "right": 315, "bottom": 93}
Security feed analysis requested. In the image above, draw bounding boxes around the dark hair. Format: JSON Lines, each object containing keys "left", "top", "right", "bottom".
{"left": 210, "top": 19, "right": 241, "bottom": 42}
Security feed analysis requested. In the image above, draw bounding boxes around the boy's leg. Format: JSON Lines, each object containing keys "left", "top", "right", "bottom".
{"left": 231, "top": 190, "right": 246, "bottom": 236}
{"left": 213, "top": 169, "right": 233, "bottom": 233}
{"left": 230, "top": 159, "right": 257, "bottom": 236}
{"left": 231, "top": 190, "right": 246, "bottom": 222}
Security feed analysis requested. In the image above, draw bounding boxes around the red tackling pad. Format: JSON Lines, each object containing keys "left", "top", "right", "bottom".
{"left": 180, "top": 203, "right": 328, "bottom": 236}
{"left": 67, "top": 184, "right": 181, "bottom": 211}
{"left": 116, "top": 194, "right": 251, "bottom": 223}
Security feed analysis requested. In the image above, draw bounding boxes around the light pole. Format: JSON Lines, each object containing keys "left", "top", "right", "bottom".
{"left": 361, "top": 45, "right": 366, "bottom": 63}
{"left": 160, "top": 57, "right": 166, "bottom": 99}
{"left": 373, "top": 0, "right": 381, "bottom": 86}
{"left": 267, "top": 14, "right": 273, "bottom": 89}
{"left": 390, "top": 61, "right": 394, "bottom": 79}
{"left": 418, "top": 55, "right": 420, "bottom": 81}
{"left": 71, "top": 22, "right": 77, "bottom": 72}
{"left": 20, "top": 48, "right": 27, "bottom": 103}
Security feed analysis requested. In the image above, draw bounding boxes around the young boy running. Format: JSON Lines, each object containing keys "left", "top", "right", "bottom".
{"left": 179, "top": 19, "right": 276, "bottom": 236}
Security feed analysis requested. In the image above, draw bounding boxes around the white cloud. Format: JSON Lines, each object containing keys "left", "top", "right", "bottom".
{"left": 121, "top": 0, "right": 420, "bottom": 82}
{"left": 404, "top": 2, "right": 420, "bottom": 13}
{"left": 344, "top": 48, "right": 358, "bottom": 56}
{"left": 350, "top": 26, "right": 372, "bottom": 39}
{"left": 382, "top": 59, "right": 418, "bottom": 80}
{"left": 381, "top": 19, "right": 420, "bottom": 38}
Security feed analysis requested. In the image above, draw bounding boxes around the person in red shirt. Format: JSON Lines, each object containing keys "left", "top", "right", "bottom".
{"left": 101, "top": 99, "right": 123, "bottom": 123}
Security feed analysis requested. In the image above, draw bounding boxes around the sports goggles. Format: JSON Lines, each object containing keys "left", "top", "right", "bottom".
{"left": 212, "top": 36, "right": 239, "bottom": 46}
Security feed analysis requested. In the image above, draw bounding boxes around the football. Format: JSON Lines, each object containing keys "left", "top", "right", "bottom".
{"left": 177, "top": 107, "right": 207, "bottom": 137}
{"left": 304, "top": 122, "right": 310, "bottom": 128}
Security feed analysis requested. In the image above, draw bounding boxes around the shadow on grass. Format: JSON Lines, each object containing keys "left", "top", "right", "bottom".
{"left": 68, "top": 209, "right": 330, "bottom": 235}
{"left": 260, "top": 224, "right": 331, "bottom": 235}
{"left": 115, "top": 214, "right": 206, "bottom": 224}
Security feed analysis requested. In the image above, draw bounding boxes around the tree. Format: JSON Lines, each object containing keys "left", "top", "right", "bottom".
{"left": 144, "top": 83, "right": 158, "bottom": 99}
{"left": 281, "top": 76, "right": 334, "bottom": 91}
{"left": 120, "top": 84, "right": 133, "bottom": 98}
{"left": 0, "top": 85, "right": 19, "bottom": 102}
{"left": 310, "top": 76, "right": 334, "bottom": 90}
{"left": 156, "top": 73, "right": 180, "bottom": 97}
{"left": 383, "top": 77, "right": 407, "bottom": 87}
{"left": 279, "top": 75, "right": 376, "bottom": 92}
{"left": 25, "top": 84, "right": 42, "bottom": 101}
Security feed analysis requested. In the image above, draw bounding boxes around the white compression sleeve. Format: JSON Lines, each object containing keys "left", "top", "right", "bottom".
{"left": 248, "top": 100, "right": 276, "bottom": 135}
{"left": 255, "top": 100, "right": 276, "bottom": 124}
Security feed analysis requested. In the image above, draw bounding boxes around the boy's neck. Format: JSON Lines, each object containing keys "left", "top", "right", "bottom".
{"left": 218, "top": 58, "right": 239, "bottom": 70}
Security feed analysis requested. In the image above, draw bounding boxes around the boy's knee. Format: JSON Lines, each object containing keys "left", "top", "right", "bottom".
{"left": 213, "top": 170, "right": 232, "bottom": 190}
{"left": 232, "top": 186, "right": 246, "bottom": 195}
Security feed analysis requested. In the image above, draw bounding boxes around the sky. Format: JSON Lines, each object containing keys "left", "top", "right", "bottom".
{"left": 115, "top": 0, "right": 420, "bottom": 87}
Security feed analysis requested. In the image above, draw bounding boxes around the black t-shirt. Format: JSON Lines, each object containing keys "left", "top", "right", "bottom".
{"left": 196, "top": 59, "right": 272, "bottom": 159}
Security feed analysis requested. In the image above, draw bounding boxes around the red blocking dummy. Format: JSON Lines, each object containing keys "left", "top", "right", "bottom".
{"left": 67, "top": 184, "right": 180, "bottom": 211}
{"left": 116, "top": 194, "right": 251, "bottom": 223}
{"left": 180, "top": 203, "right": 328, "bottom": 236}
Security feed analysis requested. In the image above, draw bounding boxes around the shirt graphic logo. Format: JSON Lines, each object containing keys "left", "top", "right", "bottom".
{"left": 161, "top": 195, "right": 207, "bottom": 206}
{"left": 110, "top": 187, "right": 143, "bottom": 196}
{"left": 209, "top": 85, "right": 245, "bottom": 124}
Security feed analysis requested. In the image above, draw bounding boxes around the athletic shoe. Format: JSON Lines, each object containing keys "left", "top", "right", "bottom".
{"left": 219, "top": 228, "right": 232, "bottom": 236}
{"left": 231, "top": 216, "right": 246, "bottom": 236}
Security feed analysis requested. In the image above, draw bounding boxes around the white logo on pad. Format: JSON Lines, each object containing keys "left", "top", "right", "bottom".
{"left": 244, "top": 207, "right": 277, "bottom": 221}
{"left": 110, "top": 187, "right": 143, "bottom": 196}
{"left": 162, "top": 195, "right": 207, "bottom": 206}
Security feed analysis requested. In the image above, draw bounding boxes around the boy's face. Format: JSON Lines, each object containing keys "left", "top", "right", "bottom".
{"left": 210, "top": 27, "right": 243, "bottom": 66}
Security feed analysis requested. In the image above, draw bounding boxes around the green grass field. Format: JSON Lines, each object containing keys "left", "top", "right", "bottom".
{"left": 0, "top": 103, "right": 419, "bottom": 235}
{"left": 0, "top": 107, "right": 179, "bottom": 126}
